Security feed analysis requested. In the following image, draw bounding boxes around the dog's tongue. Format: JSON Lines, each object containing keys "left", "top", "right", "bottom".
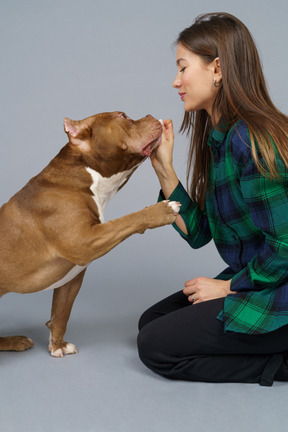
{"left": 143, "top": 145, "right": 152, "bottom": 157}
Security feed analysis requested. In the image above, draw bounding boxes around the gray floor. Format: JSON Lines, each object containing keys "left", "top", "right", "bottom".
{"left": 1, "top": 242, "right": 288, "bottom": 432}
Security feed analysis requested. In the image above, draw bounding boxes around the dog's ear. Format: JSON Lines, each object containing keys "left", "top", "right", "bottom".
{"left": 64, "top": 118, "right": 79, "bottom": 137}
{"left": 64, "top": 118, "right": 91, "bottom": 152}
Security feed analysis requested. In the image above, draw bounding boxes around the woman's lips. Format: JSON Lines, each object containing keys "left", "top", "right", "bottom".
{"left": 179, "top": 92, "right": 185, "bottom": 101}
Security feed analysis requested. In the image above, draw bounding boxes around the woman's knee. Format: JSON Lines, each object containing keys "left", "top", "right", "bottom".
{"left": 137, "top": 324, "right": 155, "bottom": 367}
{"left": 138, "top": 290, "right": 189, "bottom": 331}
{"left": 138, "top": 309, "right": 151, "bottom": 331}
{"left": 137, "top": 321, "right": 167, "bottom": 373}
{"left": 138, "top": 303, "right": 162, "bottom": 331}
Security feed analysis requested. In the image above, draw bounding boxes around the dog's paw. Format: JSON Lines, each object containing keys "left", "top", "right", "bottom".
{"left": 144, "top": 200, "right": 181, "bottom": 230}
{"left": 167, "top": 201, "right": 181, "bottom": 214}
{"left": 49, "top": 342, "right": 78, "bottom": 358}
{"left": 0, "top": 335, "right": 34, "bottom": 352}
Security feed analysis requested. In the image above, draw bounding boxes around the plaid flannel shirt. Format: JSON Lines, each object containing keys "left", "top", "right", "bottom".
{"left": 160, "top": 121, "right": 288, "bottom": 334}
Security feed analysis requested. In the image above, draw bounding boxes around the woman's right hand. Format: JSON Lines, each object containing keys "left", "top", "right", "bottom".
{"left": 150, "top": 118, "right": 187, "bottom": 234}
{"left": 150, "top": 119, "right": 175, "bottom": 180}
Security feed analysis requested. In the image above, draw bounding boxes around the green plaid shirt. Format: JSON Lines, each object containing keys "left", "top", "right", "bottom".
{"left": 162, "top": 121, "right": 288, "bottom": 334}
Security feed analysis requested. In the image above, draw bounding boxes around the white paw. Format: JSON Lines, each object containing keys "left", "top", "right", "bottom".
{"left": 168, "top": 201, "right": 181, "bottom": 213}
{"left": 63, "top": 343, "right": 78, "bottom": 355}
{"left": 50, "top": 343, "right": 78, "bottom": 358}
{"left": 51, "top": 348, "right": 64, "bottom": 358}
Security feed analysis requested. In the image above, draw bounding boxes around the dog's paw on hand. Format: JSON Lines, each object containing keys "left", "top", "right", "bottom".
{"left": 167, "top": 200, "right": 181, "bottom": 214}
{"left": 145, "top": 200, "right": 181, "bottom": 229}
{"left": 49, "top": 341, "right": 78, "bottom": 358}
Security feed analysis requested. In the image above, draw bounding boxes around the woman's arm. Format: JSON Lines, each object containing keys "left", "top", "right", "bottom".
{"left": 151, "top": 120, "right": 212, "bottom": 247}
{"left": 150, "top": 120, "right": 188, "bottom": 234}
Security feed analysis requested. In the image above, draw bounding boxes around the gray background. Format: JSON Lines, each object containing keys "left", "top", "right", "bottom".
{"left": 1, "top": 0, "right": 288, "bottom": 431}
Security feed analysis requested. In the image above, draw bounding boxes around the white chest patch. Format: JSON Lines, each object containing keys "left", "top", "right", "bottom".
{"left": 44, "top": 165, "right": 139, "bottom": 291}
{"left": 86, "top": 165, "right": 137, "bottom": 223}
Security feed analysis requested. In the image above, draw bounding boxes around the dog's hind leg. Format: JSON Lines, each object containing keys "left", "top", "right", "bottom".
{"left": 0, "top": 289, "right": 34, "bottom": 351}
{"left": 46, "top": 269, "right": 86, "bottom": 357}
{"left": 0, "top": 336, "right": 34, "bottom": 351}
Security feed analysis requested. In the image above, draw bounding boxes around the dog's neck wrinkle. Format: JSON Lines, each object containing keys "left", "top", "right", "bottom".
{"left": 86, "top": 166, "right": 136, "bottom": 223}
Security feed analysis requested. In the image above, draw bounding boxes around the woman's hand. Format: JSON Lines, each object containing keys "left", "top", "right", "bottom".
{"left": 150, "top": 119, "right": 175, "bottom": 180}
{"left": 150, "top": 118, "right": 187, "bottom": 233}
{"left": 183, "top": 277, "right": 236, "bottom": 304}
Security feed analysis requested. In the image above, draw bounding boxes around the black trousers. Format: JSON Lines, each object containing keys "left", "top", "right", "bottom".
{"left": 137, "top": 291, "right": 288, "bottom": 386}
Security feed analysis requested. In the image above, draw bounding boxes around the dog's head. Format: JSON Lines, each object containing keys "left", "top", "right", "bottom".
{"left": 64, "top": 111, "right": 162, "bottom": 177}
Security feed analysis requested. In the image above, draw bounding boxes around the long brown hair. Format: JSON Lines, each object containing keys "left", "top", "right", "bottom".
{"left": 176, "top": 12, "right": 288, "bottom": 210}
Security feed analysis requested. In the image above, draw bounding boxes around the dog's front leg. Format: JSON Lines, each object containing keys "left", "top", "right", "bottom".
{"left": 46, "top": 269, "right": 86, "bottom": 357}
{"left": 63, "top": 200, "right": 180, "bottom": 265}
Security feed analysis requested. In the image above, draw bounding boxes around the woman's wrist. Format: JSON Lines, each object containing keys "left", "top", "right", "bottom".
{"left": 155, "top": 164, "right": 175, "bottom": 182}
{"left": 157, "top": 168, "right": 179, "bottom": 199}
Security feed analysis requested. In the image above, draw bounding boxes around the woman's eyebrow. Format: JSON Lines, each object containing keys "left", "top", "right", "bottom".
{"left": 176, "top": 58, "right": 186, "bottom": 65}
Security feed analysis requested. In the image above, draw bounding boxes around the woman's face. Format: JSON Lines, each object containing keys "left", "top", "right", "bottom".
{"left": 173, "top": 43, "right": 220, "bottom": 116}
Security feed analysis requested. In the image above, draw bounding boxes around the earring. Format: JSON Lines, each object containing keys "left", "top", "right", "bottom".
{"left": 213, "top": 79, "right": 221, "bottom": 88}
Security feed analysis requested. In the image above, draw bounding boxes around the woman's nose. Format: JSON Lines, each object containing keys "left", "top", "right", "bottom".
{"left": 173, "top": 73, "right": 181, "bottom": 88}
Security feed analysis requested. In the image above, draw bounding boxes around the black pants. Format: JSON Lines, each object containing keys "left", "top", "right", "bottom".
{"left": 137, "top": 291, "right": 288, "bottom": 386}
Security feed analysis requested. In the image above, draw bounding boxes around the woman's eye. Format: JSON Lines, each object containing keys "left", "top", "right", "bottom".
{"left": 180, "top": 67, "right": 186, "bottom": 73}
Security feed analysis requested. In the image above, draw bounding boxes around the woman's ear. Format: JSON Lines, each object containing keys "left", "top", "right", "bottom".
{"left": 213, "top": 57, "right": 222, "bottom": 82}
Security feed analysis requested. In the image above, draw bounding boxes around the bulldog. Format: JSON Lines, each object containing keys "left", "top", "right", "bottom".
{"left": 0, "top": 111, "right": 180, "bottom": 357}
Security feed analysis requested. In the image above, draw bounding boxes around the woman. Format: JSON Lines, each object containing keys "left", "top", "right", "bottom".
{"left": 137, "top": 12, "right": 288, "bottom": 386}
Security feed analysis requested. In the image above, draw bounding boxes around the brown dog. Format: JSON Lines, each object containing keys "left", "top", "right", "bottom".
{"left": 0, "top": 111, "right": 180, "bottom": 357}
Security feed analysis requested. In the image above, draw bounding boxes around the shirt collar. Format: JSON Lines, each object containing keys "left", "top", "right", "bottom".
{"left": 208, "top": 125, "right": 227, "bottom": 148}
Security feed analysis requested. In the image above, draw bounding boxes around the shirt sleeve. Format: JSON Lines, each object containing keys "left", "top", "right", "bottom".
{"left": 158, "top": 181, "right": 212, "bottom": 249}
{"left": 231, "top": 157, "right": 288, "bottom": 292}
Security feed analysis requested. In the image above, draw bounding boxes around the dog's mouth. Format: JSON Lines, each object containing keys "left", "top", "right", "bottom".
{"left": 142, "top": 134, "right": 162, "bottom": 157}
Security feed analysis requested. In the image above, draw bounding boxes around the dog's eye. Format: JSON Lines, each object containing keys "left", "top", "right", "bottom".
{"left": 116, "top": 112, "right": 132, "bottom": 122}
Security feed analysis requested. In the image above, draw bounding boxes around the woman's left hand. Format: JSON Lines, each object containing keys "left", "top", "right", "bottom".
{"left": 183, "top": 277, "right": 236, "bottom": 304}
